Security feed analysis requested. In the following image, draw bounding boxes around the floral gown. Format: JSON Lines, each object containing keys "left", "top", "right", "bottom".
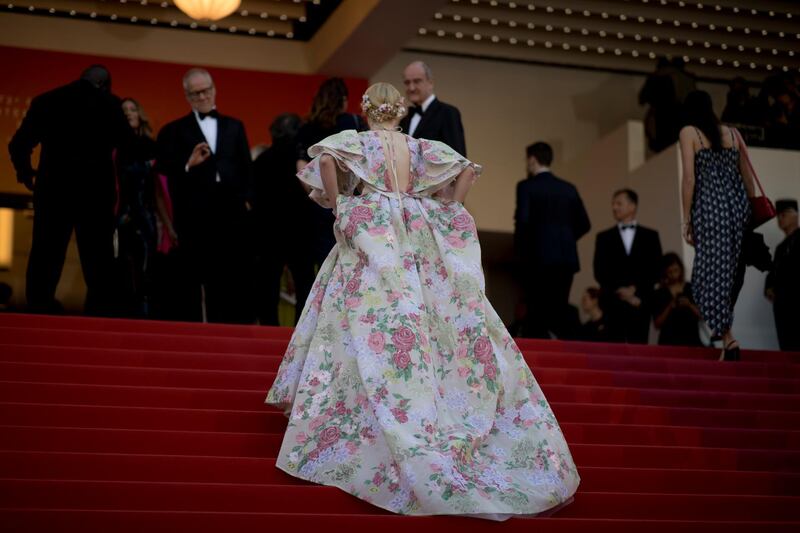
{"left": 265, "top": 130, "right": 580, "bottom": 517}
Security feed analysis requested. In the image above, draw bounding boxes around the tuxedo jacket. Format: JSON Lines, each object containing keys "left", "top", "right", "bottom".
{"left": 514, "top": 172, "right": 591, "bottom": 272}
{"left": 8, "top": 79, "right": 132, "bottom": 199}
{"left": 593, "top": 224, "right": 663, "bottom": 299}
{"left": 156, "top": 112, "right": 253, "bottom": 238}
{"left": 399, "top": 97, "right": 467, "bottom": 156}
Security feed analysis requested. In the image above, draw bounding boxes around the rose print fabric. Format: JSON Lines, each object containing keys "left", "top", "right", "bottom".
{"left": 266, "top": 130, "right": 580, "bottom": 517}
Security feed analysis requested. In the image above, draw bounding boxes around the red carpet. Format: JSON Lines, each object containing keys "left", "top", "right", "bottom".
{"left": 0, "top": 313, "right": 798, "bottom": 531}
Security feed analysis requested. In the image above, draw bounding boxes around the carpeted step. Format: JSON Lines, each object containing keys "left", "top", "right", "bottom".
{"left": 2, "top": 451, "right": 797, "bottom": 496}
{"left": 2, "top": 425, "right": 797, "bottom": 471}
{"left": 3, "top": 343, "right": 798, "bottom": 380}
{"left": 3, "top": 360, "right": 797, "bottom": 396}
{"left": 0, "top": 327, "right": 288, "bottom": 355}
{"left": 0, "top": 314, "right": 294, "bottom": 340}
{"left": 0, "top": 401, "right": 785, "bottom": 447}
{"left": 1, "top": 479, "right": 799, "bottom": 521}
{"left": 0, "top": 394, "right": 800, "bottom": 431}
{"left": 3, "top": 380, "right": 798, "bottom": 413}
{"left": 1, "top": 510, "right": 796, "bottom": 533}
{"left": 2, "top": 402, "right": 799, "bottom": 449}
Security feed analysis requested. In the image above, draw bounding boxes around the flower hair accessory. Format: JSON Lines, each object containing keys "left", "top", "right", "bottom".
{"left": 361, "top": 93, "right": 407, "bottom": 122}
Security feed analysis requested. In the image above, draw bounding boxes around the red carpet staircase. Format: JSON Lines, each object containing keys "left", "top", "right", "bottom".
{"left": 0, "top": 313, "right": 798, "bottom": 532}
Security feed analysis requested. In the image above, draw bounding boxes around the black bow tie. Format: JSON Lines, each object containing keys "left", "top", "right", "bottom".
{"left": 620, "top": 223, "right": 637, "bottom": 231}
{"left": 410, "top": 106, "right": 424, "bottom": 117}
{"left": 197, "top": 109, "right": 219, "bottom": 120}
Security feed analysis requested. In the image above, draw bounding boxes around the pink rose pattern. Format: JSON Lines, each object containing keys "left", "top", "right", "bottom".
{"left": 266, "top": 130, "right": 579, "bottom": 516}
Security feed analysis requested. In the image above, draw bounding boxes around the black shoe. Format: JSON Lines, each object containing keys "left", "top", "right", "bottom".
{"left": 722, "top": 341, "right": 741, "bottom": 362}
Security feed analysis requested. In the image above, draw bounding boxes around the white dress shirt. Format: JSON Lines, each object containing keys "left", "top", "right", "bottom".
{"left": 408, "top": 94, "right": 436, "bottom": 137}
{"left": 191, "top": 109, "right": 220, "bottom": 182}
{"left": 194, "top": 109, "right": 218, "bottom": 153}
{"left": 618, "top": 221, "right": 638, "bottom": 255}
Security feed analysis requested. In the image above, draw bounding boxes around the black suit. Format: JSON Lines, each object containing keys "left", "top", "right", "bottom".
{"left": 765, "top": 229, "right": 800, "bottom": 350}
{"left": 253, "top": 139, "right": 316, "bottom": 326}
{"left": 156, "top": 111, "right": 255, "bottom": 324}
{"left": 593, "top": 224, "right": 662, "bottom": 343}
{"left": 514, "top": 171, "right": 591, "bottom": 338}
{"left": 8, "top": 79, "right": 132, "bottom": 315}
{"left": 400, "top": 97, "right": 466, "bottom": 156}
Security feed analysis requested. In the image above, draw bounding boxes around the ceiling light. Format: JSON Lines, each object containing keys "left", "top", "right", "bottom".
{"left": 174, "top": 0, "right": 241, "bottom": 21}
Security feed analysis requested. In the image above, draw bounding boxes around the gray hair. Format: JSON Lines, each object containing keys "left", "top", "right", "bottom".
{"left": 408, "top": 60, "right": 434, "bottom": 81}
{"left": 182, "top": 68, "right": 213, "bottom": 91}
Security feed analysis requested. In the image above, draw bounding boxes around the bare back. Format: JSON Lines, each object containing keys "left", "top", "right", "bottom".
{"left": 376, "top": 130, "right": 411, "bottom": 193}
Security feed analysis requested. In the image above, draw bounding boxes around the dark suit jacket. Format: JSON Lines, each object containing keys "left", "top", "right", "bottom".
{"left": 400, "top": 97, "right": 467, "bottom": 156}
{"left": 514, "top": 172, "right": 591, "bottom": 272}
{"left": 156, "top": 112, "right": 253, "bottom": 241}
{"left": 593, "top": 224, "right": 663, "bottom": 301}
{"left": 8, "top": 79, "right": 131, "bottom": 199}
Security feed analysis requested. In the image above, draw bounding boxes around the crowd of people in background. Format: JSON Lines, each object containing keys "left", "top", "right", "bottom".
{"left": 6, "top": 59, "right": 798, "bottom": 352}
{"left": 641, "top": 57, "right": 800, "bottom": 152}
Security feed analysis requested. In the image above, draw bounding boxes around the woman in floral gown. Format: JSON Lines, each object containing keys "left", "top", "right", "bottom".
{"left": 266, "top": 83, "right": 579, "bottom": 518}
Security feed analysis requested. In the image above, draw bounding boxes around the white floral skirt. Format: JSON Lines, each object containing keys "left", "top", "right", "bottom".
{"left": 266, "top": 193, "right": 580, "bottom": 516}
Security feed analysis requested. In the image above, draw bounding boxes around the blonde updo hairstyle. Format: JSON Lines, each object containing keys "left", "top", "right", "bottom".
{"left": 360, "top": 82, "right": 407, "bottom": 125}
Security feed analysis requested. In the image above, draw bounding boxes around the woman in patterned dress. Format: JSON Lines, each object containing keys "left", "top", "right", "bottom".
{"left": 265, "top": 83, "right": 579, "bottom": 519}
{"left": 679, "top": 90, "right": 755, "bottom": 361}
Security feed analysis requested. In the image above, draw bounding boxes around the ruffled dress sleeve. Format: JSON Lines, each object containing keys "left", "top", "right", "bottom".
{"left": 413, "top": 138, "right": 482, "bottom": 196}
{"left": 297, "top": 129, "right": 366, "bottom": 208}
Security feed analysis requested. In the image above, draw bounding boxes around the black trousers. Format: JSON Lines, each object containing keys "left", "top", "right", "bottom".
{"left": 256, "top": 243, "right": 316, "bottom": 326}
{"left": 26, "top": 188, "right": 116, "bottom": 316}
{"left": 601, "top": 293, "right": 651, "bottom": 344}
{"left": 522, "top": 266, "right": 574, "bottom": 339}
{"left": 774, "top": 298, "right": 800, "bottom": 351}
{"left": 173, "top": 216, "right": 256, "bottom": 325}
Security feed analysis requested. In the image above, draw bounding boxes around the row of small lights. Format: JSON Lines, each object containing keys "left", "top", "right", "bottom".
{"left": 417, "top": 27, "right": 799, "bottom": 73}
{"left": 429, "top": 13, "right": 799, "bottom": 60}
{"left": 638, "top": 0, "right": 793, "bottom": 18}
{"left": 452, "top": 0, "right": 796, "bottom": 20}
{"left": 4, "top": 2, "right": 306, "bottom": 37}
{"left": 446, "top": 0, "right": 798, "bottom": 42}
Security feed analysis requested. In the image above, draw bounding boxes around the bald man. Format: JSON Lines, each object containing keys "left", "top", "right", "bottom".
{"left": 399, "top": 61, "right": 467, "bottom": 157}
{"left": 8, "top": 65, "right": 132, "bottom": 316}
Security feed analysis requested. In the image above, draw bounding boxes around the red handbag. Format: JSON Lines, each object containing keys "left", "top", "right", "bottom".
{"left": 734, "top": 128, "right": 776, "bottom": 228}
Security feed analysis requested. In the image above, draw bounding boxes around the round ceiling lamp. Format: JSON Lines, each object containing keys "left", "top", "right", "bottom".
{"left": 173, "top": 0, "right": 241, "bottom": 21}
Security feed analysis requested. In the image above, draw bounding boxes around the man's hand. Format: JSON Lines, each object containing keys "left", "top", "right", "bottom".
{"left": 186, "top": 142, "right": 212, "bottom": 170}
{"left": 617, "top": 286, "right": 636, "bottom": 300}
{"left": 765, "top": 287, "right": 775, "bottom": 302}
{"left": 617, "top": 286, "right": 641, "bottom": 308}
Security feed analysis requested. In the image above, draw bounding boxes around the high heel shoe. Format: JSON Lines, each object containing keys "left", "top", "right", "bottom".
{"left": 721, "top": 341, "right": 741, "bottom": 362}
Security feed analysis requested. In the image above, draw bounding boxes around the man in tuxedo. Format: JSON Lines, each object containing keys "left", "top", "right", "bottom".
{"left": 765, "top": 199, "right": 799, "bottom": 350}
{"left": 514, "top": 142, "right": 591, "bottom": 338}
{"left": 8, "top": 65, "right": 132, "bottom": 315}
{"left": 156, "top": 68, "right": 255, "bottom": 324}
{"left": 400, "top": 61, "right": 466, "bottom": 156}
{"left": 593, "top": 189, "right": 662, "bottom": 343}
